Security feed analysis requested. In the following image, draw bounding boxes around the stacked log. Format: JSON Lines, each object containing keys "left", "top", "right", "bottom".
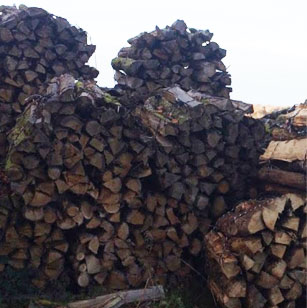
{"left": 0, "top": 5, "right": 98, "bottom": 158}
{"left": 0, "top": 75, "right": 197, "bottom": 289}
{"left": 134, "top": 86, "right": 265, "bottom": 214}
{"left": 0, "top": 75, "right": 265, "bottom": 290}
{"left": 258, "top": 102, "right": 306, "bottom": 194}
{"left": 0, "top": 11, "right": 269, "bottom": 292}
{"left": 0, "top": 74, "right": 157, "bottom": 289}
{"left": 205, "top": 194, "right": 306, "bottom": 308}
{"left": 111, "top": 20, "right": 231, "bottom": 106}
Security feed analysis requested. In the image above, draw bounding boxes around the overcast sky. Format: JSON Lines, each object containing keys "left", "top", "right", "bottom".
{"left": 5, "top": 0, "right": 307, "bottom": 106}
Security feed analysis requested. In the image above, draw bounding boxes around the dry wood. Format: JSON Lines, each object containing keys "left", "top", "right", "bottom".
{"left": 262, "top": 207, "right": 278, "bottom": 231}
{"left": 267, "top": 286, "right": 284, "bottom": 306}
{"left": 67, "top": 285, "right": 165, "bottom": 308}
{"left": 0, "top": 11, "right": 273, "bottom": 294}
{"left": 205, "top": 194, "right": 306, "bottom": 308}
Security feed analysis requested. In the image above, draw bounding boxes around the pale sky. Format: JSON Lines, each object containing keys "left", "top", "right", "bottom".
{"left": 4, "top": 0, "right": 307, "bottom": 106}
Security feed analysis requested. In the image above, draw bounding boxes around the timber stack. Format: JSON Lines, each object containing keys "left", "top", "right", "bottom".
{"left": 0, "top": 74, "right": 264, "bottom": 290}
{"left": 2, "top": 7, "right": 296, "bottom": 304}
{"left": 134, "top": 86, "right": 264, "bottom": 215}
{"left": 111, "top": 20, "right": 231, "bottom": 106}
{"left": 205, "top": 193, "right": 306, "bottom": 308}
{"left": 258, "top": 101, "right": 306, "bottom": 195}
{"left": 0, "top": 5, "right": 98, "bottom": 158}
{"left": 1, "top": 74, "right": 156, "bottom": 289}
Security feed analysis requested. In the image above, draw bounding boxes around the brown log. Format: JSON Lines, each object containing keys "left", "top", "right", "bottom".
{"left": 267, "top": 286, "right": 284, "bottom": 306}
{"left": 282, "top": 217, "right": 300, "bottom": 232}
{"left": 127, "top": 210, "right": 145, "bottom": 225}
{"left": 284, "top": 282, "right": 302, "bottom": 300}
{"left": 250, "top": 252, "right": 267, "bottom": 274}
{"left": 205, "top": 232, "right": 240, "bottom": 279}
{"left": 246, "top": 285, "right": 267, "bottom": 308}
{"left": 217, "top": 204, "right": 265, "bottom": 236}
{"left": 229, "top": 237, "right": 263, "bottom": 256}
{"left": 274, "top": 231, "right": 292, "bottom": 245}
{"left": 279, "top": 275, "right": 295, "bottom": 290}
{"left": 209, "top": 279, "right": 242, "bottom": 308}
{"left": 267, "top": 259, "right": 287, "bottom": 279}
{"left": 270, "top": 244, "right": 287, "bottom": 259}
{"left": 258, "top": 167, "right": 306, "bottom": 190}
{"left": 256, "top": 271, "right": 279, "bottom": 289}
{"left": 263, "top": 183, "right": 303, "bottom": 195}
{"left": 240, "top": 254, "right": 255, "bottom": 271}
{"left": 286, "top": 247, "right": 305, "bottom": 269}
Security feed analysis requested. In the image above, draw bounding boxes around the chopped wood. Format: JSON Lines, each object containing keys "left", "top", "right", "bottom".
{"left": 205, "top": 194, "right": 306, "bottom": 308}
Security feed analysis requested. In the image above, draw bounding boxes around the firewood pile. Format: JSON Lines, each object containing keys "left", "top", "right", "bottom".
{"left": 0, "top": 73, "right": 264, "bottom": 290}
{"left": 205, "top": 193, "right": 306, "bottom": 308}
{"left": 258, "top": 102, "right": 306, "bottom": 195}
{"left": 1, "top": 74, "right": 156, "bottom": 289}
{"left": 134, "top": 86, "right": 264, "bottom": 213}
{"left": 1, "top": 8, "right": 304, "bottom": 307}
{"left": 0, "top": 5, "right": 98, "bottom": 159}
{"left": 111, "top": 20, "right": 231, "bottom": 106}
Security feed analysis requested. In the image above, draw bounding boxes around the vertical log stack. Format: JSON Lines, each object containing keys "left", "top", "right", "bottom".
{"left": 258, "top": 102, "right": 306, "bottom": 194}
{"left": 111, "top": 20, "right": 231, "bottom": 106}
{"left": 0, "top": 5, "right": 98, "bottom": 158}
{"left": 205, "top": 194, "right": 306, "bottom": 308}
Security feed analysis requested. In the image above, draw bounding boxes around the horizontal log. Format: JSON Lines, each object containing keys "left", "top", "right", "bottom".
{"left": 258, "top": 168, "right": 306, "bottom": 190}
{"left": 67, "top": 285, "right": 165, "bottom": 308}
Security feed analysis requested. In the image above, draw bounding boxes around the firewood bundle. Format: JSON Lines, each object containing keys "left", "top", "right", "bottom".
{"left": 258, "top": 102, "right": 306, "bottom": 195}
{"left": 205, "top": 194, "right": 306, "bottom": 308}
{"left": 134, "top": 86, "right": 265, "bottom": 215}
{"left": 111, "top": 20, "right": 231, "bottom": 106}
{"left": 0, "top": 5, "right": 98, "bottom": 158}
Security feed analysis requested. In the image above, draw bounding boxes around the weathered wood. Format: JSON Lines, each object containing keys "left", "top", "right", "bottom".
{"left": 67, "top": 285, "right": 165, "bottom": 308}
